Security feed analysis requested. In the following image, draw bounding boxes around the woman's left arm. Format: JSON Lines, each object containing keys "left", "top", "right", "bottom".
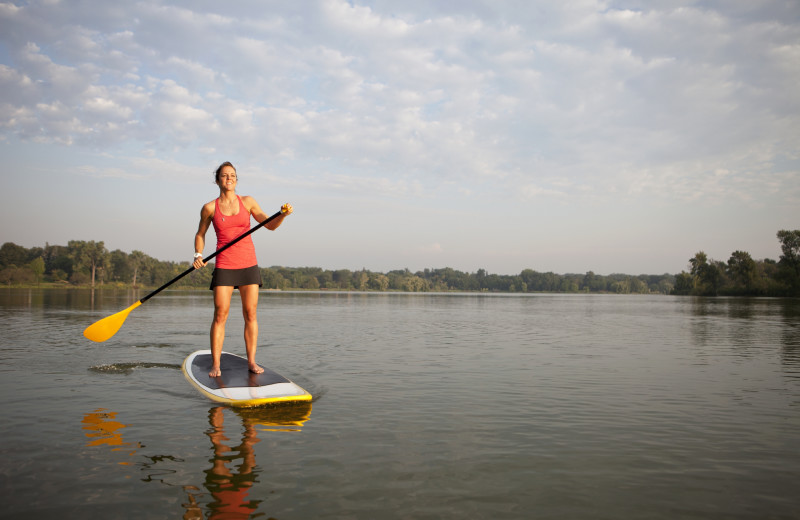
{"left": 244, "top": 196, "right": 292, "bottom": 230}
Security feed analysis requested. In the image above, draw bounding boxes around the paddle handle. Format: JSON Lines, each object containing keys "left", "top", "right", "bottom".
{"left": 140, "top": 209, "right": 284, "bottom": 303}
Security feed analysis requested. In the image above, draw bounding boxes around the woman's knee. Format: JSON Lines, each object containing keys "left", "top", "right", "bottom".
{"left": 213, "top": 306, "right": 230, "bottom": 324}
{"left": 242, "top": 305, "right": 258, "bottom": 323}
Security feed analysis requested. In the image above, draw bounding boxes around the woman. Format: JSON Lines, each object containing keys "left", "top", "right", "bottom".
{"left": 193, "top": 161, "right": 292, "bottom": 377}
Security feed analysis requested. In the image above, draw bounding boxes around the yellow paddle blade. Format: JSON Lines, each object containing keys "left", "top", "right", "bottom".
{"left": 83, "top": 301, "right": 142, "bottom": 342}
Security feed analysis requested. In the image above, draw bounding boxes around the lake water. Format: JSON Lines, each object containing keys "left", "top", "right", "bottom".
{"left": 1, "top": 288, "right": 799, "bottom": 519}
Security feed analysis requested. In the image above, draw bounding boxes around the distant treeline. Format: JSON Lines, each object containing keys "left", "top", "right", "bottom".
{"left": 1, "top": 229, "right": 798, "bottom": 296}
{"left": 672, "top": 230, "right": 800, "bottom": 297}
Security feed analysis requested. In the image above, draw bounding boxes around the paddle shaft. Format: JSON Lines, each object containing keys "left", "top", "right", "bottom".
{"left": 140, "top": 209, "right": 283, "bottom": 304}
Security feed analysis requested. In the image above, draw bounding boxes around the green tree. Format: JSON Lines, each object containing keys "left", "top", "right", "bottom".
{"left": 582, "top": 271, "right": 607, "bottom": 292}
{"left": 560, "top": 276, "right": 579, "bottom": 292}
{"left": 368, "top": 273, "right": 389, "bottom": 291}
{"left": 43, "top": 243, "right": 72, "bottom": 278}
{"left": 70, "top": 271, "right": 90, "bottom": 285}
{"left": 0, "top": 242, "right": 29, "bottom": 268}
{"left": 332, "top": 269, "right": 352, "bottom": 290}
{"left": 109, "top": 249, "right": 130, "bottom": 283}
{"left": 261, "top": 267, "right": 286, "bottom": 289}
{"left": 776, "top": 229, "right": 800, "bottom": 294}
{"left": 403, "top": 275, "right": 428, "bottom": 292}
{"left": 303, "top": 276, "right": 320, "bottom": 290}
{"left": 777, "top": 230, "right": 800, "bottom": 266}
{"left": 0, "top": 267, "right": 12, "bottom": 285}
{"left": 672, "top": 272, "right": 691, "bottom": 295}
{"left": 689, "top": 252, "right": 707, "bottom": 277}
{"left": 0, "top": 266, "right": 34, "bottom": 285}
{"left": 353, "top": 270, "right": 369, "bottom": 291}
{"left": 29, "top": 257, "right": 45, "bottom": 286}
{"left": 316, "top": 270, "right": 333, "bottom": 289}
{"left": 655, "top": 278, "right": 674, "bottom": 295}
{"left": 522, "top": 269, "right": 562, "bottom": 292}
{"left": 726, "top": 250, "right": 759, "bottom": 294}
{"left": 630, "top": 277, "right": 648, "bottom": 294}
{"left": 688, "top": 251, "right": 723, "bottom": 296}
{"left": 610, "top": 278, "right": 629, "bottom": 294}
{"left": 129, "top": 250, "right": 146, "bottom": 287}
{"left": 68, "top": 240, "right": 109, "bottom": 287}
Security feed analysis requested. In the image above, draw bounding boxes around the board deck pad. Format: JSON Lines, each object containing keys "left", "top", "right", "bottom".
{"left": 182, "top": 350, "right": 311, "bottom": 407}
{"left": 190, "top": 353, "right": 290, "bottom": 389}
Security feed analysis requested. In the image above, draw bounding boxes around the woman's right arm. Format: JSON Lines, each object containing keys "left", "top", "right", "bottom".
{"left": 193, "top": 203, "right": 214, "bottom": 269}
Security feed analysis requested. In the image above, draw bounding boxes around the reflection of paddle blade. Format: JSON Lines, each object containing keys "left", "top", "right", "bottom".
{"left": 82, "top": 409, "right": 129, "bottom": 447}
{"left": 83, "top": 301, "right": 142, "bottom": 342}
{"left": 81, "top": 408, "right": 140, "bottom": 461}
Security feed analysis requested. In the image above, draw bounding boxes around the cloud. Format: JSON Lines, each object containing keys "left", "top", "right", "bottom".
{"left": 521, "top": 184, "right": 568, "bottom": 200}
{"left": 418, "top": 243, "right": 444, "bottom": 254}
{"left": 0, "top": 0, "right": 797, "bottom": 208}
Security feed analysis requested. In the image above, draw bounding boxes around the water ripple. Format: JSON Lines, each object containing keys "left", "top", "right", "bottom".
{"left": 89, "top": 362, "right": 181, "bottom": 374}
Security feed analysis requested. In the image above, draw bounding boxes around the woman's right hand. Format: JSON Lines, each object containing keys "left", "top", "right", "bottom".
{"left": 193, "top": 255, "right": 206, "bottom": 269}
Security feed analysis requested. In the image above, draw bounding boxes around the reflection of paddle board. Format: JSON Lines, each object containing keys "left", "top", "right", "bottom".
{"left": 182, "top": 350, "right": 312, "bottom": 407}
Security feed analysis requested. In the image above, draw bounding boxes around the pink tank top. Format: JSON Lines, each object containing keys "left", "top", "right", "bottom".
{"left": 212, "top": 196, "right": 258, "bottom": 269}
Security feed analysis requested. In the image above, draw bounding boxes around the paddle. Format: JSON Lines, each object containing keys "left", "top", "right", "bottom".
{"left": 83, "top": 208, "right": 286, "bottom": 342}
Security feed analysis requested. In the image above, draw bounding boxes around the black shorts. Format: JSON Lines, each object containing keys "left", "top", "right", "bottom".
{"left": 210, "top": 265, "right": 262, "bottom": 290}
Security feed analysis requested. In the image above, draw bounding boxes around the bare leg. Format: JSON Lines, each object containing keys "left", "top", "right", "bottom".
{"left": 210, "top": 285, "right": 234, "bottom": 377}
{"left": 239, "top": 284, "right": 263, "bottom": 374}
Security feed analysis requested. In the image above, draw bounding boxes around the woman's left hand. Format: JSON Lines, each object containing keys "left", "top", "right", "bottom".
{"left": 281, "top": 203, "right": 293, "bottom": 215}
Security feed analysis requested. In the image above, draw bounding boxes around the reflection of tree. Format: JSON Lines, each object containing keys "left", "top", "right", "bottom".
{"left": 687, "top": 298, "right": 800, "bottom": 371}
{"left": 780, "top": 299, "right": 800, "bottom": 372}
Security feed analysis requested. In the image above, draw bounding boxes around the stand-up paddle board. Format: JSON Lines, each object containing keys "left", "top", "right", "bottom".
{"left": 182, "top": 350, "right": 311, "bottom": 407}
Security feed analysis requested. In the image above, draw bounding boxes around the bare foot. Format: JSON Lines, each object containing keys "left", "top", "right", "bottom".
{"left": 249, "top": 363, "right": 264, "bottom": 374}
{"left": 209, "top": 366, "right": 222, "bottom": 378}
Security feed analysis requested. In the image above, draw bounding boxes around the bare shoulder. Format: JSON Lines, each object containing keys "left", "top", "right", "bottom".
{"left": 200, "top": 199, "right": 216, "bottom": 219}
{"left": 196, "top": 200, "right": 216, "bottom": 235}
{"left": 240, "top": 195, "right": 260, "bottom": 210}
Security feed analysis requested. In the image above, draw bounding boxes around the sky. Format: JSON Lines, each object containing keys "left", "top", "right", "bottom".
{"left": 1, "top": 0, "right": 798, "bottom": 276}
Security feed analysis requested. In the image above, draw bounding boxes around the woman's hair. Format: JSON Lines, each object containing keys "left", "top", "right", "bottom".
{"left": 214, "top": 161, "right": 237, "bottom": 184}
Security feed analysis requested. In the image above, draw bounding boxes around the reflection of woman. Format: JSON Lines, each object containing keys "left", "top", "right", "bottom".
{"left": 193, "top": 161, "right": 293, "bottom": 377}
{"left": 188, "top": 404, "right": 311, "bottom": 518}
{"left": 204, "top": 406, "right": 261, "bottom": 518}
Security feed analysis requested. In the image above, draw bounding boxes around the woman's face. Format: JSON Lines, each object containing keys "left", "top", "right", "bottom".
{"left": 217, "top": 165, "right": 237, "bottom": 190}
